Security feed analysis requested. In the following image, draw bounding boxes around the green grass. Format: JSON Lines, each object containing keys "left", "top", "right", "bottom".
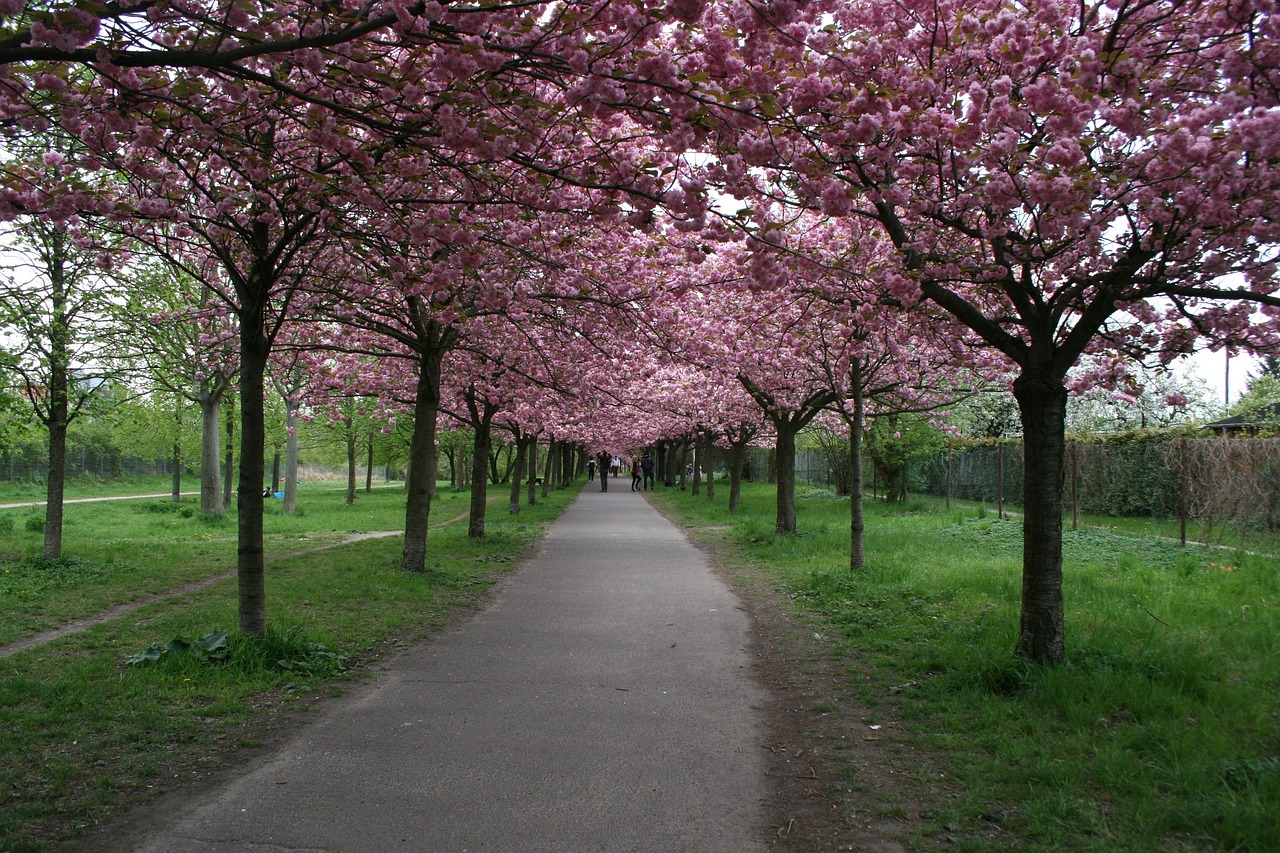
{"left": 0, "top": 479, "right": 580, "bottom": 853}
{"left": 0, "top": 482, "right": 478, "bottom": 646}
{"left": 652, "top": 483, "right": 1280, "bottom": 852}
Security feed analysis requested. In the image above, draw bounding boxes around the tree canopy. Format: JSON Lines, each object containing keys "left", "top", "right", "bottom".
{"left": 1, "top": 0, "right": 1277, "bottom": 663}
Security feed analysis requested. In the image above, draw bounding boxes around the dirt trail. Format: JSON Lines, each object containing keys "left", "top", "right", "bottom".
{"left": 0, "top": 505, "right": 478, "bottom": 660}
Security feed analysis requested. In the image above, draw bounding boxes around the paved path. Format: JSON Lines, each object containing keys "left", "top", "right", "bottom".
{"left": 0, "top": 492, "right": 201, "bottom": 510}
{"left": 86, "top": 485, "right": 771, "bottom": 852}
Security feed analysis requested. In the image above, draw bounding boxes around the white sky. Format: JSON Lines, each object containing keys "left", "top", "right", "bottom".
{"left": 1181, "top": 348, "right": 1260, "bottom": 410}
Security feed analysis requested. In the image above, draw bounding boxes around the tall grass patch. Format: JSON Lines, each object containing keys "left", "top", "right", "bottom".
{"left": 652, "top": 482, "right": 1280, "bottom": 852}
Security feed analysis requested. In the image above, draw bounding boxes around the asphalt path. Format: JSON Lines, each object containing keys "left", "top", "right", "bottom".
{"left": 84, "top": 481, "right": 771, "bottom": 852}
{"left": 0, "top": 492, "right": 200, "bottom": 510}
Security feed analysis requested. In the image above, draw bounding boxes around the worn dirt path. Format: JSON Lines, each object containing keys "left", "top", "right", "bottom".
{"left": 0, "top": 499, "right": 479, "bottom": 660}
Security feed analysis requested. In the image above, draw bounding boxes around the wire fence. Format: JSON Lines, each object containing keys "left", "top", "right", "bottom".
{"left": 787, "top": 436, "right": 1280, "bottom": 542}
{"left": 1, "top": 444, "right": 177, "bottom": 481}
{"left": 913, "top": 439, "right": 1280, "bottom": 533}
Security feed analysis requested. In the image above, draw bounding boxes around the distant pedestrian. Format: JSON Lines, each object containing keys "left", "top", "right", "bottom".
{"left": 597, "top": 452, "right": 611, "bottom": 492}
{"left": 630, "top": 456, "right": 643, "bottom": 491}
{"left": 641, "top": 453, "right": 656, "bottom": 491}
{"left": 587, "top": 457, "right": 596, "bottom": 482}
{"left": 611, "top": 456, "right": 621, "bottom": 478}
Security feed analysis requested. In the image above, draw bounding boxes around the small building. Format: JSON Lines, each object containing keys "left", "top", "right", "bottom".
{"left": 1201, "top": 402, "right": 1280, "bottom": 437}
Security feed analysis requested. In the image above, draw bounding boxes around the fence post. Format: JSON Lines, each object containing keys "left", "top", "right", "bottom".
{"left": 998, "top": 444, "right": 1005, "bottom": 520}
{"left": 1179, "top": 437, "right": 1188, "bottom": 547}
{"left": 1070, "top": 441, "right": 1078, "bottom": 531}
{"left": 946, "top": 450, "right": 952, "bottom": 510}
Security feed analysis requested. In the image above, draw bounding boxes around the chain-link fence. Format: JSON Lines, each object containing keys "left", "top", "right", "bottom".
{"left": 916, "top": 438, "right": 1280, "bottom": 536}
{"left": 1, "top": 444, "right": 177, "bottom": 481}
{"left": 783, "top": 436, "right": 1280, "bottom": 540}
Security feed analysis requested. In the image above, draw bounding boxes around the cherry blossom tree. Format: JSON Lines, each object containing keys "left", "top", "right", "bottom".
{"left": 694, "top": 0, "right": 1280, "bottom": 663}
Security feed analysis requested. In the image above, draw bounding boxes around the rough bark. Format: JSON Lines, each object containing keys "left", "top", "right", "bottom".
{"left": 705, "top": 439, "right": 716, "bottom": 502}
{"left": 345, "top": 431, "right": 357, "bottom": 505}
{"left": 171, "top": 440, "right": 182, "bottom": 502}
{"left": 468, "top": 417, "right": 491, "bottom": 539}
{"left": 401, "top": 344, "right": 444, "bottom": 572}
{"left": 728, "top": 443, "right": 745, "bottom": 511}
{"left": 43, "top": 413, "right": 67, "bottom": 559}
{"left": 41, "top": 242, "right": 70, "bottom": 559}
{"left": 199, "top": 392, "right": 222, "bottom": 513}
{"left": 774, "top": 424, "right": 799, "bottom": 534}
{"left": 848, "top": 360, "right": 866, "bottom": 571}
{"left": 222, "top": 399, "right": 234, "bottom": 511}
{"left": 527, "top": 436, "right": 538, "bottom": 506}
{"left": 282, "top": 403, "right": 299, "bottom": 514}
{"left": 1013, "top": 372, "right": 1068, "bottom": 665}
{"left": 508, "top": 432, "right": 528, "bottom": 515}
{"left": 236, "top": 316, "right": 270, "bottom": 636}
{"left": 541, "top": 438, "right": 555, "bottom": 498}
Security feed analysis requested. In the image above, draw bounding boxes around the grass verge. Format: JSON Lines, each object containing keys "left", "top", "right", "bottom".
{"left": 651, "top": 482, "right": 1279, "bottom": 852}
{"left": 0, "top": 481, "right": 580, "bottom": 853}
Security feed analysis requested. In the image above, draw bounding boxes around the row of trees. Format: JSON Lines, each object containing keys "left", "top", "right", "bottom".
{"left": 1, "top": 0, "right": 1277, "bottom": 665}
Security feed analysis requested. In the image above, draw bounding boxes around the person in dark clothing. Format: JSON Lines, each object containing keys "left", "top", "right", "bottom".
{"left": 641, "top": 453, "right": 656, "bottom": 491}
{"left": 597, "top": 451, "right": 611, "bottom": 491}
{"left": 587, "top": 457, "right": 596, "bottom": 482}
{"left": 630, "top": 455, "right": 643, "bottom": 491}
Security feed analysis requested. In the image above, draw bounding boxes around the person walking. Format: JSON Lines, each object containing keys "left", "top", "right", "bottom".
{"left": 587, "top": 457, "right": 596, "bottom": 482}
{"left": 641, "top": 452, "right": 656, "bottom": 491}
{"left": 630, "top": 456, "right": 643, "bottom": 491}
{"left": 597, "top": 451, "right": 611, "bottom": 492}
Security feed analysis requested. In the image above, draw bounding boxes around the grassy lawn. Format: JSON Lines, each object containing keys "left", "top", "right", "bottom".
{"left": 651, "top": 482, "right": 1280, "bottom": 852}
{"left": 0, "top": 480, "right": 580, "bottom": 853}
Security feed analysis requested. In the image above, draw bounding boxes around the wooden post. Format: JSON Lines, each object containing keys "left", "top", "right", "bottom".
{"left": 998, "top": 444, "right": 1006, "bottom": 520}
{"left": 945, "top": 450, "right": 952, "bottom": 510}
{"left": 1070, "top": 442, "right": 1078, "bottom": 531}
{"left": 1179, "top": 437, "right": 1189, "bottom": 547}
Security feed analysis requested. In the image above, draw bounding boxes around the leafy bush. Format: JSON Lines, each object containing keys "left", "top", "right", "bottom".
{"left": 126, "top": 624, "right": 348, "bottom": 682}
{"left": 0, "top": 557, "right": 114, "bottom": 598}
{"left": 0, "top": 516, "right": 14, "bottom": 534}
{"left": 135, "top": 501, "right": 183, "bottom": 514}
{"left": 24, "top": 516, "right": 44, "bottom": 533}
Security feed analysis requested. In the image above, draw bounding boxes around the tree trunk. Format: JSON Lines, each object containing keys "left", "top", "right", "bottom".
{"left": 171, "top": 440, "right": 182, "bottom": 502}
{"left": 365, "top": 427, "right": 374, "bottom": 493}
{"left": 41, "top": 252, "right": 70, "bottom": 559}
{"left": 849, "top": 361, "right": 866, "bottom": 571}
{"left": 223, "top": 398, "right": 234, "bottom": 511}
{"left": 282, "top": 403, "right": 299, "bottom": 515}
{"left": 43, "top": 414, "right": 67, "bottom": 559}
{"left": 728, "top": 443, "right": 745, "bottom": 511}
{"left": 775, "top": 423, "right": 798, "bottom": 534}
{"left": 705, "top": 439, "right": 716, "bottom": 502}
{"left": 541, "top": 438, "right": 554, "bottom": 498}
{"left": 200, "top": 393, "right": 222, "bottom": 513}
{"left": 402, "top": 346, "right": 444, "bottom": 572}
{"left": 346, "top": 430, "right": 357, "bottom": 505}
{"left": 509, "top": 433, "right": 528, "bottom": 515}
{"left": 691, "top": 439, "right": 702, "bottom": 496}
{"left": 527, "top": 436, "right": 538, "bottom": 506}
{"left": 1013, "top": 372, "right": 1068, "bottom": 665}
{"left": 237, "top": 322, "right": 269, "bottom": 636}
{"left": 469, "top": 420, "right": 491, "bottom": 538}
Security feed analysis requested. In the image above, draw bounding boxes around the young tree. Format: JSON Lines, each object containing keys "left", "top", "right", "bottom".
{"left": 124, "top": 263, "right": 238, "bottom": 513}
{"left": 0, "top": 217, "right": 130, "bottom": 556}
